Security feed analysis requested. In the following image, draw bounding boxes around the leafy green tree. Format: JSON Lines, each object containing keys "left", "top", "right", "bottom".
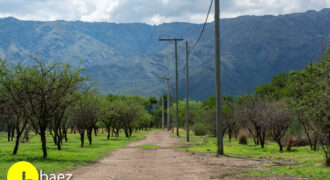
{"left": 288, "top": 47, "right": 329, "bottom": 163}
{"left": 0, "top": 60, "right": 32, "bottom": 155}
{"left": 71, "top": 92, "right": 101, "bottom": 146}
{"left": 0, "top": 58, "right": 87, "bottom": 157}
{"left": 112, "top": 95, "right": 153, "bottom": 137}
{"left": 99, "top": 98, "right": 118, "bottom": 140}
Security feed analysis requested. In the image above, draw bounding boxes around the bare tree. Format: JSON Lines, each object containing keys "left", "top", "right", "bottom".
{"left": 264, "top": 101, "right": 294, "bottom": 152}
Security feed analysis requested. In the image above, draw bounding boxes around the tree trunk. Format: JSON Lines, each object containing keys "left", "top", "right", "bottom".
{"left": 312, "top": 136, "right": 317, "bottom": 151}
{"left": 40, "top": 130, "right": 48, "bottom": 158}
{"left": 63, "top": 129, "right": 68, "bottom": 142}
{"left": 228, "top": 128, "right": 233, "bottom": 141}
{"left": 107, "top": 128, "right": 110, "bottom": 140}
{"left": 23, "top": 130, "right": 29, "bottom": 142}
{"left": 7, "top": 128, "right": 11, "bottom": 142}
{"left": 11, "top": 128, "right": 15, "bottom": 141}
{"left": 300, "top": 118, "right": 314, "bottom": 151}
{"left": 80, "top": 131, "right": 85, "bottom": 147}
{"left": 56, "top": 131, "right": 62, "bottom": 150}
{"left": 256, "top": 131, "right": 260, "bottom": 145}
{"left": 94, "top": 127, "right": 98, "bottom": 136}
{"left": 234, "top": 128, "right": 238, "bottom": 139}
{"left": 87, "top": 128, "right": 92, "bottom": 145}
{"left": 278, "top": 141, "right": 283, "bottom": 153}
{"left": 13, "top": 130, "right": 22, "bottom": 155}
{"left": 52, "top": 130, "right": 58, "bottom": 145}
{"left": 260, "top": 131, "right": 266, "bottom": 149}
{"left": 124, "top": 127, "right": 129, "bottom": 138}
{"left": 57, "top": 138, "right": 61, "bottom": 150}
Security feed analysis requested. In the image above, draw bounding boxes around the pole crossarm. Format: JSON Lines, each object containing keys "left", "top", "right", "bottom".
{"left": 159, "top": 38, "right": 184, "bottom": 41}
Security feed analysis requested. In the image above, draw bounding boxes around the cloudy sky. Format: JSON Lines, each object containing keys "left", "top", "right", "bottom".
{"left": 0, "top": 0, "right": 329, "bottom": 25}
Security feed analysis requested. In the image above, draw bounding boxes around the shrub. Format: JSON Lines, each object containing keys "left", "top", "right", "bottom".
{"left": 238, "top": 134, "right": 248, "bottom": 145}
{"left": 238, "top": 129, "right": 248, "bottom": 145}
{"left": 193, "top": 123, "right": 207, "bottom": 136}
{"left": 286, "top": 136, "right": 296, "bottom": 151}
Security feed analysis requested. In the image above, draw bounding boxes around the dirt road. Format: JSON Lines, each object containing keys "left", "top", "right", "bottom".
{"left": 71, "top": 131, "right": 298, "bottom": 180}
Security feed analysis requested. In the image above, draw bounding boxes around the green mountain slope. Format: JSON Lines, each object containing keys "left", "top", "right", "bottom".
{"left": 0, "top": 9, "right": 329, "bottom": 100}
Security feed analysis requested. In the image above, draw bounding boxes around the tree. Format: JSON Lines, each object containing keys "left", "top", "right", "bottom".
{"left": 112, "top": 95, "right": 152, "bottom": 137}
{"left": 49, "top": 90, "right": 80, "bottom": 150}
{"left": 264, "top": 101, "right": 294, "bottom": 152}
{"left": 0, "top": 61, "right": 31, "bottom": 155}
{"left": 238, "top": 95, "right": 267, "bottom": 148}
{"left": 0, "top": 58, "right": 87, "bottom": 158}
{"left": 99, "top": 98, "right": 118, "bottom": 140}
{"left": 288, "top": 47, "right": 329, "bottom": 164}
{"left": 0, "top": 97, "right": 15, "bottom": 142}
{"left": 71, "top": 92, "right": 101, "bottom": 146}
{"left": 222, "top": 96, "right": 236, "bottom": 141}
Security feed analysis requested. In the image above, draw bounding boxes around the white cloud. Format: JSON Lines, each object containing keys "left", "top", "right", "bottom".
{"left": 0, "top": 0, "right": 328, "bottom": 24}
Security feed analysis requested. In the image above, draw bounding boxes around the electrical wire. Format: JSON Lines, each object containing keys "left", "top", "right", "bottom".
{"left": 191, "top": 0, "right": 214, "bottom": 49}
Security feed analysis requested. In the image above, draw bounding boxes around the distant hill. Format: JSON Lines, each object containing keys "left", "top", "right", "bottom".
{"left": 0, "top": 9, "right": 329, "bottom": 100}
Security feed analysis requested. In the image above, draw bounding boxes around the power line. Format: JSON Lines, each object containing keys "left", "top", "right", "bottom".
{"left": 191, "top": 0, "right": 214, "bottom": 49}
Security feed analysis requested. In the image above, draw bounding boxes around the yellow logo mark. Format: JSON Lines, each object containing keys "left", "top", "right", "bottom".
{"left": 7, "top": 161, "right": 39, "bottom": 180}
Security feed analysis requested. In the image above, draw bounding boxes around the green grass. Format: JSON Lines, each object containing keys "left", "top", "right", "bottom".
{"left": 135, "top": 144, "right": 158, "bottom": 149}
{"left": 0, "top": 130, "right": 149, "bottom": 179}
{"left": 176, "top": 134, "right": 330, "bottom": 180}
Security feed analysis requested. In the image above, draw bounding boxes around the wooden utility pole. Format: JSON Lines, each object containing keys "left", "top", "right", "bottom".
{"left": 161, "top": 96, "right": 164, "bottom": 131}
{"left": 185, "top": 41, "right": 190, "bottom": 142}
{"left": 159, "top": 37, "right": 184, "bottom": 137}
{"left": 160, "top": 77, "right": 171, "bottom": 131}
{"left": 214, "top": 0, "right": 224, "bottom": 155}
{"left": 171, "top": 81, "right": 175, "bottom": 130}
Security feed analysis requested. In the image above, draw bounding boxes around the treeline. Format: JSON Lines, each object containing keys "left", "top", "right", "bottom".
{"left": 174, "top": 48, "right": 329, "bottom": 165}
{"left": 0, "top": 58, "right": 155, "bottom": 158}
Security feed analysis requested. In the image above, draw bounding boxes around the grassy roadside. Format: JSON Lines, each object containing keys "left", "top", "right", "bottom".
{"left": 0, "top": 130, "right": 150, "bottom": 179}
{"left": 173, "top": 133, "right": 329, "bottom": 180}
{"left": 135, "top": 144, "right": 158, "bottom": 149}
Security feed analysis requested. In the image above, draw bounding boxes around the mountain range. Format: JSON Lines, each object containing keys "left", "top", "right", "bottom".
{"left": 0, "top": 9, "right": 329, "bottom": 100}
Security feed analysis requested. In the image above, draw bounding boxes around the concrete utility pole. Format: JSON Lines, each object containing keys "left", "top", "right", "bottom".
{"left": 161, "top": 96, "right": 164, "bottom": 131}
{"left": 214, "top": 0, "right": 224, "bottom": 155}
{"left": 159, "top": 37, "right": 184, "bottom": 137}
{"left": 185, "top": 41, "right": 190, "bottom": 142}
{"left": 160, "top": 77, "right": 171, "bottom": 131}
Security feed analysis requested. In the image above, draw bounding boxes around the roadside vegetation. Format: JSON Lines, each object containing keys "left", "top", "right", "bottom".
{"left": 0, "top": 57, "right": 158, "bottom": 160}
{"left": 175, "top": 134, "right": 329, "bottom": 179}
{"left": 166, "top": 48, "right": 329, "bottom": 179}
{"left": 0, "top": 130, "right": 149, "bottom": 179}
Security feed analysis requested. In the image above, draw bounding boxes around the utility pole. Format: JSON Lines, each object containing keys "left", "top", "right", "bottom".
{"left": 159, "top": 37, "right": 184, "bottom": 137}
{"left": 160, "top": 77, "right": 171, "bottom": 131}
{"left": 161, "top": 96, "right": 164, "bottom": 131}
{"left": 185, "top": 41, "right": 190, "bottom": 142}
{"left": 214, "top": 0, "right": 224, "bottom": 155}
{"left": 171, "top": 81, "right": 174, "bottom": 131}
